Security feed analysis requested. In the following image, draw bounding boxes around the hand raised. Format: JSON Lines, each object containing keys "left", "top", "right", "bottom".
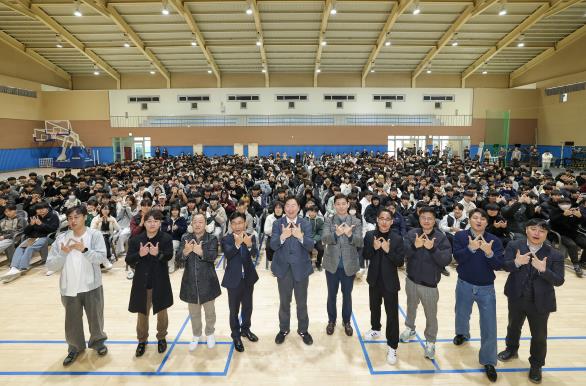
{"left": 373, "top": 237, "right": 382, "bottom": 250}
{"left": 380, "top": 238, "right": 390, "bottom": 253}
{"left": 60, "top": 242, "right": 72, "bottom": 254}
{"left": 292, "top": 224, "right": 304, "bottom": 240}
{"left": 149, "top": 242, "right": 159, "bottom": 256}
{"left": 192, "top": 240, "right": 203, "bottom": 255}
{"left": 468, "top": 235, "right": 482, "bottom": 251}
{"left": 423, "top": 235, "right": 436, "bottom": 250}
{"left": 344, "top": 224, "right": 355, "bottom": 237}
{"left": 414, "top": 233, "right": 425, "bottom": 249}
{"left": 280, "top": 224, "right": 292, "bottom": 241}
{"left": 243, "top": 233, "right": 253, "bottom": 248}
{"left": 139, "top": 242, "right": 150, "bottom": 257}
{"left": 335, "top": 224, "right": 345, "bottom": 237}
{"left": 234, "top": 233, "right": 243, "bottom": 248}
{"left": 479, "top": 237, "right": 494, "bottom": 255}
{"left": 514, "top": 249, "right": 531, "bottom": 266}
{"left": 531, "top": 255, "right": 547, "bottom": 273}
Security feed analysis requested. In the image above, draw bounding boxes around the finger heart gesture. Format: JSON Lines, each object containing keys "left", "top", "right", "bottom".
{"left": 192, "top": 240, "right": 203, "bottom": 255}
{"left": 373, "top": 237, "right": 382, "bottom": 250}
{"left": 344, "top": 224, "right": 355, "bottom": 237}
{"left": 292, "top": 224, "right": 304, "bottom": 240}
{"left": 479, "top": 237, "right": 493, "bottom": 255}
{"left": 423, "top": 235, "right": 436, "bottom": 250}
{"left": 531, "top": 256, "right": 547, "bottom": 273}
{"left": 380, "top": 238, "right": 390, "bottom": 253}
{"left": 514, "top": 249, "right": 531, "bottom": 266}
{"left": 468, "top": 235, "right": 482, "bottom": 251}
{"left": 148, "top": 242, "right": 159, "bottom": 256}
{"left": 243, "top": 233, "right": 253, "bottom": 247}
{"left": 335, "top": 224, "right": 346, "bottom": 237}
{"left": 414, "top": 233, "right": 425, "bottom": 249}
{"left": 139, "top": 242, "right": 150, "bottom": 257}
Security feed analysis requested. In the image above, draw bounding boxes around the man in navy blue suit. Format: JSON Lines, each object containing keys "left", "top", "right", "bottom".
{"left": 270, "top": 195, "right": 315, "bottom": 345}
{"left": 221, "top": 212, "right": 259, "bottom": 352}
{"left": 497, "top": 219, "right": 565, "bottom": 384}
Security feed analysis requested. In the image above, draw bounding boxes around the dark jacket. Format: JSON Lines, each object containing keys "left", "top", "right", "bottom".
{"left": 179, "top": 232, "right": 221, "bottom": 304}
{"left": 126, "top": 230, "right": 174, "bottom": 314}
{"left": 270, "top": 216, "right": 314, "bottom": 281}
{"left": 404, "top": 228, "right": 452, "bottom": 287}
{"left": 503, "top": 239, "right": 564, "bottom": 313}
{"left": 549, "top": 205, "right": 582, "bottom": 239}
{"left": 165, "top": 216, "right": 188, "bottom": 241}
{"left": 23, "top": 210, "right": 59, "bottom": 239}
{"left": 363, "top": 229, "right": 405, "bottom": 292}
{"left": 502, "top": 202, "right": 536, "bottom": 234}
{"left": 453, "top": 229, "right": 504, "bottom": 286}
{"left": 221, "top": 233, "right": 259, "bottom": 288}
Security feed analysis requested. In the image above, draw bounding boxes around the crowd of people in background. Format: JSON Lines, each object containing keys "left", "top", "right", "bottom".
{"left": 0, "top": 145, "right": 584, "bottom": 383}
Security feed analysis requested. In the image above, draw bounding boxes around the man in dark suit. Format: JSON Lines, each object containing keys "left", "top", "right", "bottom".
{"left": 497, "top": 218, "right": 565, "bottom": 384}
{"left": 362, "top": 208, "right": 405, "bottom": 365}
{"left": 221, "top": 212, "right": 259, "bottom": 352}
{"left": 270, "top": 195, "right": 315, "bottom": 345}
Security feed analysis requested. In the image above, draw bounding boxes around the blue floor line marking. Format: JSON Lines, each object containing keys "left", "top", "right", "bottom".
{"left": 351, "top": 312, "right": 375, "bottom": 375}
{"left": 0, "top": 340, "right": 234, "bottom": 345}
{"left": 397, "top": 304, "right": 441, "bottom": 371}
{"left": 0, "top": 371, "right": 228, "bottom": 376}
{"left": 215, "top": 254, "right": 225, "bottom": 269}
{"left": 222, "top": 343, "right": 235, "bottom": 376}
{"left": 363, "top": 336, "right": 586, "bottom": 344}
{"left": 156, "top": 315, "right": 191, "bottom": 373}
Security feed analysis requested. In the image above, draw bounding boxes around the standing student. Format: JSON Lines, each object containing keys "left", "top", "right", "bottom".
{"left": 401, "top": 207, "right": 452, "bottom": 360}
{"left": 321, "top": 194, "right": 363, "bottom": 336}
{"left": 270, "top": 195, "right": 315, "bottom": 346}
{"left": 126, "top": 209, "right": 174, "bottom": 358}
{"left": 362, "top": 208, "right": 405, "bottom": 365}
{"left": 179, "top": 213, "right": 221, "bottom": 351}
{"left": 452, "top": 208, "right": 504, "bottom": 382}
{"left": 221, "top": 212, "right": 259, "bottom": 352}
{"left": 498, "top": 219, "right": 565, "bottom": 384}
{"left": 46, "top": 206, "right": 109, "bottom": 366}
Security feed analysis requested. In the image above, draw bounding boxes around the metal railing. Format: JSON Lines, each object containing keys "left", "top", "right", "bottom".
{"left": 110, "top": 114, "right": 472, "bottom": 128}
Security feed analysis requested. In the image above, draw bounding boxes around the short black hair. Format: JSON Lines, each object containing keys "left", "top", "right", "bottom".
{"left": 4, "top": 204, "right": 17, "bottom": 211}
{"left": 230, "top": 211, "right": 247, "bottom": 222}
{"left": 525, "top": 218, "right": 550, "bottom": 231}
{"left": 144, "top": 209, "right": 164, "bottom": 221}
{"left": 284, "top": 194, "right": 299, "bottom": 206}
{"left": 66, "top": 205, "right": 87, "bottom": 217}
{"left": 418, "top": 206, "right": 436, "bottom": 217}
{"left": 469, "top": 208, "right": 489, "bottom": 220}
{"left": 453, "top": 203, "right": 464, "bottom": 211}
{"left": 333, "top": 193, "right": 348, "bottom": 203}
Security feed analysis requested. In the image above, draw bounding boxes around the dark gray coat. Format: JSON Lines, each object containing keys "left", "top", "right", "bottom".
{"left": 178, "top": 232, "right": 221, "bottom": 304}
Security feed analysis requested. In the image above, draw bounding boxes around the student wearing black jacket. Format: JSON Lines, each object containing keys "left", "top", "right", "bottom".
{"left": 362, "top": 208, "right": 405, "bottom": 366}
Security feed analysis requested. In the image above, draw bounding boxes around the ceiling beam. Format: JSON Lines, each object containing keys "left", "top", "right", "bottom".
{"left": 168, "top": 0, "right": 221, "bottom": 87}
{"left": 10, "top": 4, "right": 122, "bottom": 87}
{"left": 77, "top": 0, "right": 171, "bottom": 87}
{"left": 0, "top": 0, "right": 37, "bottom": 18}
{"left": 0, "top": 30, "right": 71, "bottom": 83}
{"left": 411, "top": 0, "right": 499, "bottom": 86}
{"left": 510, "top": 23, "right": 586, "bottom": 85}
{"left": 250, "top": 0, "right": 269, "bottom": 87}
{"left": 313, "top": 0, "right": 333, "bottom": 87}
{"left": 461, "top": 0, "right": 580, "bottom": 83}
{"left": 361, "top": 0, "right": 414, "bottom": 87}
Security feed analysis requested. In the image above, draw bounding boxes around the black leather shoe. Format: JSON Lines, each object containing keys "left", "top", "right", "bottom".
{"left": 241, "top": 330, "right": 259, "bottom": 342}
{"left": 485, "top": 365, "right": 498, "bottom": 382}
{"left": 497, "top": 349, "right": 518, "bottom": 362}
{"left": 326, "top": 322, "right": 335, "bottom": 335}
{"left": 135, "top": 342, "right": 146, "bottom": 357}
{"left": 233, "top": 338, "right": 245, "bottom": 352}
{"left": 62, "top": 351, "right": 79, "bottom": 366}
{"left": 529, "top": 366, "right": 542, "bottom": 384}
{"left": 343, "top": 322, "right": 353, "bottom": 337}
{"left": 96, "top": 345, "right": 108, "bottom": 356}
{"left": 298, "top": 331, "right": 313, "bottom": 345}
{"left": 157, "top": 339, "right": 167, "bottom": 353}
{"left": 453, "top": 334, "right": 468, "bottom": 346}
{"left": 275, "top": 330, "right": 289, "bottom": 344}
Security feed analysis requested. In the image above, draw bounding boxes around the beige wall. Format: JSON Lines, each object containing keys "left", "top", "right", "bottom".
{"left": 0, "top": 40, "right": 70, "bottom": 89}
{"left": 42, "top": 90, "right": 110, "bottom": 120}
{"left": 0, "top": 74, "right": 44, "bottom": 120}
{"left": 473, "top": 88, "right": 539, "bottom": 119}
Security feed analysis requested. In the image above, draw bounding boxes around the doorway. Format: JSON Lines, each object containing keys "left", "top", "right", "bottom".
{"left": 430, "top": 136, "right": 470, "bottom": 158}
{"left": 387, "top": 136, "right": 426, "bottom": 157}
{"left": 113, "top": 136, "right": 151, "bottom": 162}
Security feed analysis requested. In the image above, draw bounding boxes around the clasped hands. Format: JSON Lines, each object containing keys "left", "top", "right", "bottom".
{"left": 514, "top": 250, "right": 547, "bottom": 273}
{"left": 280, "top": 223, "right": 304, "bottom": 242}
{"left": 139, "top": 241, "right": 159, "bottom": 257}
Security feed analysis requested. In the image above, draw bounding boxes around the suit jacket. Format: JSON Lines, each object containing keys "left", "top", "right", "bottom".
{"left": 321, "top": 214, "right": 363, "bottom": 276}
{"left": 221, "top": 233, "right": 259, "bottom": 289}
{"left": 364, "top": 230, "right": 405, "bottom": 292}
{"left": 503, "top": 239, "right": 564, "bottom": 313}
{"left": 270, "top": 216, "right": 314, "bottom": 281}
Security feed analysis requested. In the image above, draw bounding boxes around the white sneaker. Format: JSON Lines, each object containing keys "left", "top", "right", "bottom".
{"left": 168, "top": 266, "right": 175, "bottom": 274}
{"left": 189, "top": 336, "right": 200, "bottom": 352}
{"left": 356, "top": 269, "right": 365, "bottom": 279}
{"left": 424, "top": 342, "right": 436, "bottom": 360}
{"left": 364, "top": 329, "right": 382, "bottom": 340}
{"left": 103, "top": 261, "right": 113, "bottom": 271}
{"left": 1, "top": 267, "right": 21, "bottom": 281}
{"left": 399, "top": 328, "right": 416, "bottom": 343}
{"left": 386, "top": 347, "right": 397, "bottom": 365}
{"left": 126, "top": 270, "right": 134, "bottom": 280}
{"left": 206, "top": 334, "right": 216, "bottom": 349}
{"left": 46, "top": 270, "right": 55, "bottom": 276}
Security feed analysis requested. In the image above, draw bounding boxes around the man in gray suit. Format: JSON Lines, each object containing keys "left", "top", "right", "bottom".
{"left": 322, "top": 194, "right": 363, "bottom": 336}
{"left": 270, "top": 195, "right": 315, "bottom": 345}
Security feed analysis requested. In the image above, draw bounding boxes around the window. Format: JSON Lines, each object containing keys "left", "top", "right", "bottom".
{"left": 228, "top": 95, "right": 260, "bottom": 101}
{"left": 385, "top": 101, "right": 392, "bottom": 109}
{"left": 0, "top": 85, "right": 37, "bottom": 98}
{"left": 336, "top": 101, "right": 343, "bottom": 109}
{"left": 545, "top": 81, "right": 585, "bottom": 96}
{"left": 191, "top": 102, "right": 198, "bottom": 110}
{"left": 423, "top": 95, "right": 454, "bottom": 102}
{"left": 373, "top": 94, "right": 405, "bottom": 101}
{"left": 140, "top": 103, "right": 148, "bottom": 111}
{"left": 325, "top": 95, "right": 355, "bottom": 101}
{"left": 276, "top": 95, "right": 308, "bottom": 101}
{"left": 178, "top": 95, "right": 210, "bottom": 102}
{"left": 288, "top": 101, "right": 295, "bottom": 109}
{"left": 240, "top": 102, "right": 247, "bottom": 109}
{"left": 129, "top": 96, "right": 160, "bottom": 103}
{"left": 434, "top": 102, "right": 442, "bottom": 109}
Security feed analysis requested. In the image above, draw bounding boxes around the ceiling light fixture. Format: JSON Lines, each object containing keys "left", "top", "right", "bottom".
{"left": 482, "top": 70, "right": 488, "bottom": 75}
{"left": 55, "top": 35, "right": 63, "bottom": 48}
{"left": 517, "top": 34, "right": 525, "bottom": 47}
{"left": 207, "top": 69, "right": 213, "bottom": 74}
{"left": 246, "top": 6, "right": 253, "bottom": 15}
{"left": 316, "top": 68, "right": 321, "bottom": 73}
{"left": 412, "top": 1, "right": 421, "bottom": 15}
{"left": 321, "top": 40, "right": 327, "bottom": 46}
{"left": 93, "top": 65, "right": 99, "bottom": 76}
{"left": 149, "top": 63, "right": 156, "bottom": 75}
{"left": 73, "top": 1, "right": 82, "bottom": 17}
{"left": 385, "top": 40, "right": 391, "bottom": 47}
{"left": 498, "top": 3, "right": 507, "bottom": 16}
{"left": 256, "top": 39, "right": 262, "bottom": 47}
{"left": 161, "top": 1, "right": 170, "bottom": 15}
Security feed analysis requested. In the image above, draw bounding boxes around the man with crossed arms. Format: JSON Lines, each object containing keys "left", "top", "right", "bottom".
{"left": 271, "top": 195, "right": 315, "bottom": 346}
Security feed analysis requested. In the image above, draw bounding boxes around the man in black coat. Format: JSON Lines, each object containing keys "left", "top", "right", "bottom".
{"left": 497, "top": 219, "right": 565, "bottom": 384}
{"left": 362, "top": 208, "right": 405, "bottom": 366}
{"left": 126, "top": 209, "right": 174, "bottom": 358}
{"left": 221, "top": 212, "right": 259, "bottom": 352}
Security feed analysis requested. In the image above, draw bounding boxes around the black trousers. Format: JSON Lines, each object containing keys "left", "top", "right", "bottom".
{"left": 227, "top": 279, "right": 254, "bottom": 339}
{"left": 505, "top": 296, "right": 550, "bottom": 368}
{"left": 560, "top": 234, "right": 586, "bottom": 264}
{"left": 369, "top": 281, "right": 399, "bottom": 349}
{"left": 314, "top": 241, "right": 324, "bottom": 268}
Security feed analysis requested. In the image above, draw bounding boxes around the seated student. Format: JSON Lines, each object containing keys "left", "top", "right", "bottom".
{"left": 305, "top": 206, "right": 324, "bottom": 271}
{"left": 165, "top": 205, "right": 188, "bottom": 272}
{"left": 264, "top": 201, "right": 284, "bottom": 267}
{"left": 90, "top": 204, "right": 120, "bottom": 266}
{"left": 439, "top": 203, "right": 469, "bottom": 246}
{"left": 485, "top": 203, "right": 511, "bottom": 247}
{"left": 0, "top": 205, "right": 26, "bottom": 263}
{"left": 227, "top": 200, "right": 254, "bottom": 236}
{"left": 1, "top": 201, "right": 59, "bottom": 283}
